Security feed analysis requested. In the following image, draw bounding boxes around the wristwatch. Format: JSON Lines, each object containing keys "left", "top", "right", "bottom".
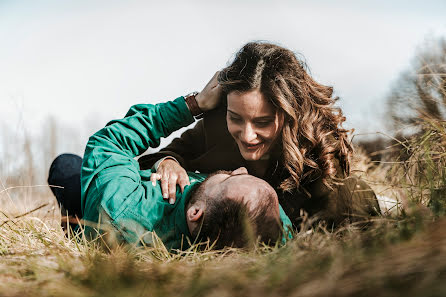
{"left": 184, "top": 91, "right": 204, "bottom": 119}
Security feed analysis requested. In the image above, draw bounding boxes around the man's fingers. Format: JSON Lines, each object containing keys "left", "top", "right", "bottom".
{"left": 213, "top": 83, "right": 222, "bottom": 92}
{"left": 207, "top": 71, "right": 220, "bottom": 89}
{"left": 202, "top": 71, "right": 220, "bottom": 91}
{"left": 211, "top": 71, "right": 220, "bottom": 81}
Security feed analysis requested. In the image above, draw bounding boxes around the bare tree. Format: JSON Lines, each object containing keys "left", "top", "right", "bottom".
{"left": 387, "top": 37, "right": 446, "bottom": 133}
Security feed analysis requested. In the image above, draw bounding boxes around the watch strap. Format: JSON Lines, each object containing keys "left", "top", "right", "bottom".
{"left": 184, "top": 92, "right": 203, "bottom": 119}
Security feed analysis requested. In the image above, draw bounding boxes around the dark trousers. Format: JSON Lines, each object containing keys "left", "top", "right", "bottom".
{"left": 48, "top": 153, "right": 83, "bottom": 218}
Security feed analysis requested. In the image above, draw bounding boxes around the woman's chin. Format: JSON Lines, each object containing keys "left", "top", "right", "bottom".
{"left": 242, "top": 155, "right": 258, "bottom": 161}
{"left": 240, "top": 150, "right": 263, "bottom": 161}
{"left": 237, "top": 143, "right": 270, "bottom": 161}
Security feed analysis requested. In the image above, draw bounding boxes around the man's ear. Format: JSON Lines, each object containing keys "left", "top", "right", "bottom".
{"left": 187, "top": 205, "right": 204, "bottom": 222}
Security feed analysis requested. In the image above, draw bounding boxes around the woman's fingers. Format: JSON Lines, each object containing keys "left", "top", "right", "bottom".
{"left": 161, "top": 173, "right": 170, "bottom": 200}
{"left": 178, "top": 177, "right": 191, "bottom": 193}
{"left": 166, "top": 174, "right": 191, "bottom": 204}
{"left": 153, "top": 159, "right": 190, "bottom": 204}
{"left": 150, "top": 173, "right": 161, "bottom": 186}
{"left": 168, "top": 175, "right": 178, "bottom": 204}
{"left": 151, "top": 172, "right": 171, "bottom": 200}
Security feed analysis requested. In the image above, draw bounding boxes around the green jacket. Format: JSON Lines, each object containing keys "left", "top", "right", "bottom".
{"left": 81, "top": 97, "right": 292, "bottom": 250}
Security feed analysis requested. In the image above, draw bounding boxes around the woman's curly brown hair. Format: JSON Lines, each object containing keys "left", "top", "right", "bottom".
{"left": 218, "top": 42, "right": 353, "bottom": 192}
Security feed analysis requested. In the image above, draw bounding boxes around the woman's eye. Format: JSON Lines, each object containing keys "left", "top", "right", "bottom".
{"left": 255, "top": 121, "right": 272, "bottom": 127}
{"left": 229, "top": 116, "right": 242, "bottom": 123}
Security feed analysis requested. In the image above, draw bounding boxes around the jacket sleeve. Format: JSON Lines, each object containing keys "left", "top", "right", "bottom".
{"left": 80, "top": 97, "right": 195, "bottom": 225}
{"left": 137, "top": 119, "right": 207, "bottom": 171}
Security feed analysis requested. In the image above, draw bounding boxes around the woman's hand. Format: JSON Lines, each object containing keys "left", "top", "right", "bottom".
{"left": 195, "top": 71, "right": 223, "bottom": 112}
{"left": 150, "top": 159, "right": 190, "bottom": 204}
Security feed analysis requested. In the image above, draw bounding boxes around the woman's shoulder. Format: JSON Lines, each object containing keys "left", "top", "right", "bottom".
{"left": 203, "top": 104, "right": 227, "bottom": 129}
{"left": 202, "top": 105, "right": 234, "bottom": 146}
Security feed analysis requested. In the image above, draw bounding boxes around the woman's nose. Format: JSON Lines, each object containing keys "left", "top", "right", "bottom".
{"left": 240, "top": 123, "right": 257, "bottom": 142}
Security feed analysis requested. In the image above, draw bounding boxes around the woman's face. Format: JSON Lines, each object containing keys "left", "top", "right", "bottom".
{"left": 226, "top": 89, "right": 283, "bottom": 161}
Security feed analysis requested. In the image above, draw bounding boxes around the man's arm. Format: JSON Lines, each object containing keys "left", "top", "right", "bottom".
{"left": 137, "top": 120, "right": 207, "bottom": 171}
{"left": 80, "top": 97, "right": 194, "bottom": 232}
{"left": 138, "top": 72, "right": 224, "bottom": 171}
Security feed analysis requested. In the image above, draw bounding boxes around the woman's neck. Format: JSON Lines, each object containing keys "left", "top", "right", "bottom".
{"left": 246, "top": 159, "right": 270, "bottom": 178}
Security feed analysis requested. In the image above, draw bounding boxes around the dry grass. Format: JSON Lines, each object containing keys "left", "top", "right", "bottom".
{"left": 1, "top": 206, "right": 446, "bottom": 297}
{"left": 2, "top": 127, "right": 446, "bottom": 296}
{"left": 2, "top": 128, "right": 446, "bottom": 296}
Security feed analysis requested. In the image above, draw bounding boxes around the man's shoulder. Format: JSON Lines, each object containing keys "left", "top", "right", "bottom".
{"left": 187, "top": 172, "right": 207, "bottom": 183}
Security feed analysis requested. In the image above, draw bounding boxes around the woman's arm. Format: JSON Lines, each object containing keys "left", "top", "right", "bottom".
{"left": 138, "top": 120, "right": 207, "bottom": 171}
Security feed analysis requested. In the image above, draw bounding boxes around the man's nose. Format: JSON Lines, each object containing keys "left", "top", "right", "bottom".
{"left": 240, "top": 123, "right": 257, "bottom": 142}
{"left": 231, "top": 167, "right": 248, "bottom": 176}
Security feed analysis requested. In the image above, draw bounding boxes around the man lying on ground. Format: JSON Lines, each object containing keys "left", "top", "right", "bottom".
{"left": 49, "top": 98, "right": 292, "bottom": 250}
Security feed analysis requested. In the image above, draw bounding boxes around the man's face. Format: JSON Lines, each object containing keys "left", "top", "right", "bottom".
{"left": 199, "top": 167, "right": 279, "bottom": 213}
{"left": 186, "top": 167, "right": 281, "bottom": 239}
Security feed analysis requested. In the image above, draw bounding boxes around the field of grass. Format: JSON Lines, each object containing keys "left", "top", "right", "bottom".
{"left": 1, "top": 204, "right": 446, "bottom": 297}
{"left": 2, "top": 127, "right": 446, "bottom": 297}
{"left": 2, "top": 60, "right": 446, "bottom": 296}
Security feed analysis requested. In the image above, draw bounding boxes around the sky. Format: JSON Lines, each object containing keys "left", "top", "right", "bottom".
{"left": 1, "top": 0, "right": 445, "bottom": 158}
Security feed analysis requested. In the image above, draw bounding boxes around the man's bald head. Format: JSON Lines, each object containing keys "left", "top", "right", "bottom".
{"left": 186, "top": 167, "right": 282, "bottom": 249}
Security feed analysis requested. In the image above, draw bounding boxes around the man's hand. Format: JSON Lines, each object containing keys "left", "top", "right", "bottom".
{"left": 150, "top": 159, "right": 190, "bottom": 204}
{"left": 195, "top": 71, "right": 223, "bottom": 112}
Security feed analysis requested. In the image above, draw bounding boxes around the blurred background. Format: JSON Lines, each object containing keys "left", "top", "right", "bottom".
{"left": 0, "top": 0, "right": 445, "bottom": 207}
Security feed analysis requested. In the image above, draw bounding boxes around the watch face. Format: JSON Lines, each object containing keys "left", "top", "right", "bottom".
{"left": 185, "top": 91, "right": 198, "bottom": 98}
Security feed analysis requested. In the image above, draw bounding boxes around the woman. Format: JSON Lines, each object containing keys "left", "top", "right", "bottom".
{"left": 140, "top": 42, "right": 380, "bottom": 228}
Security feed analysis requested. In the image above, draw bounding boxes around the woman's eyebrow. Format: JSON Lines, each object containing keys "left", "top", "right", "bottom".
{"left": 227, "top": 110, "right": 239, "bottom": 116}
{"left": 254, "top": 116, "right": 275, "bottom": 121}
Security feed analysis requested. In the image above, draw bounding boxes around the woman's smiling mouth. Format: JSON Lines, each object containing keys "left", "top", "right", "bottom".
{"left": 240, "top": 141, "right": 263, "bottom": 150}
